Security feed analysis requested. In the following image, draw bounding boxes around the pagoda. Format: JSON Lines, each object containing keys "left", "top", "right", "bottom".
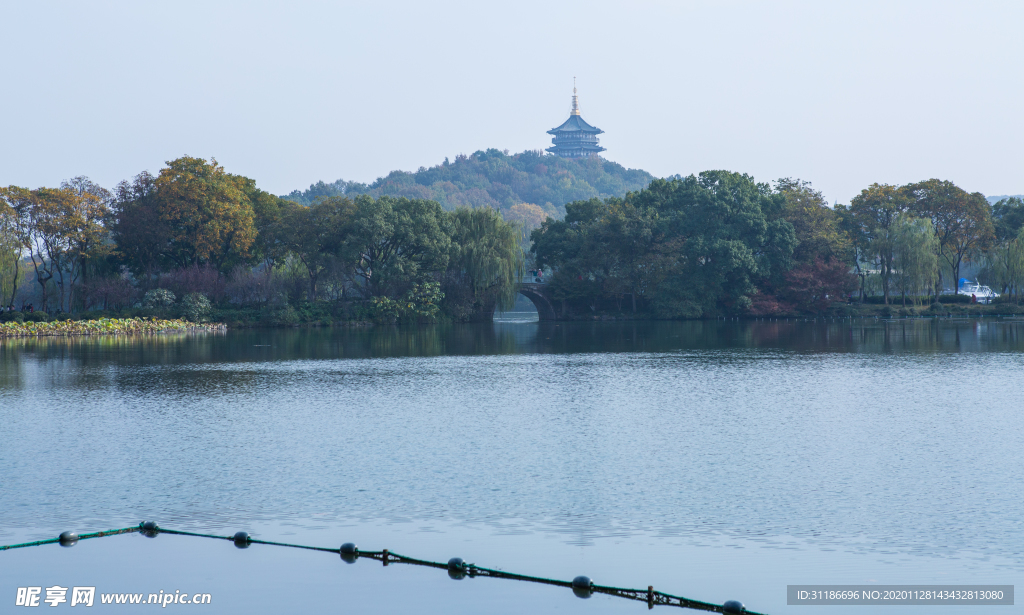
{"left": 546, "top": 83, "right": 605, "bottom": 158}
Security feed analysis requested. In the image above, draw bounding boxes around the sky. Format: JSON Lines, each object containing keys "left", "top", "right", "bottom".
{"left": 1, "top": 0, "right": 1022, "bottom": 205}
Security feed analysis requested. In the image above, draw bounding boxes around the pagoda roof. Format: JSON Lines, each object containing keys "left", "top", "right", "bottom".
{"left": 547, "top": 114, "right": 604, "bottom": 135}
{"left": 545, "top": 143, "right": 606, "bottom": 154}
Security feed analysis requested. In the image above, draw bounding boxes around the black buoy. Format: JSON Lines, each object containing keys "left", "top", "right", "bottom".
{"left": 232, "top": 531, "right": 250, "bottom": 548}
{"left": 58, "top": 531, "right": 79, "bottom": 547}
{"left": 572, "top": 575, "right": 593, "bottom": 599}
{"left": 340, "top": 542, "right": 358, "bottom": 564}
{"left": 447, "top": 557, "right": 466, "bottom": 580}
{"left": 723, "top": 599, "right": 745, "bottom": 614}
{"left": 140, "top": 521, "right": 159, "bottom": 538}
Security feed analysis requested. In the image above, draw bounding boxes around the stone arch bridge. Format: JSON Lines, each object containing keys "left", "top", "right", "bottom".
{"left": 471, "top": 283, "right": 559, "bottom": 321}
{"left": 514, "top": 283, "right": 558, "bottom": 320}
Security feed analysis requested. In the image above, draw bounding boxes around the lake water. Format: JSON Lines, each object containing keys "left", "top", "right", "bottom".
{"left": 1, "top": 317, "right": 1021, "bottom": 614}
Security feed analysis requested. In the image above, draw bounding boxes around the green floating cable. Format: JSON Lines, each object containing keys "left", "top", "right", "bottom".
{"left": 0, "top": 522, "right": 763, "bottom": 615}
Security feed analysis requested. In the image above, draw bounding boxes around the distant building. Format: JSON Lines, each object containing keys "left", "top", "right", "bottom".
{"left": 546, "top": 84, "right": 605, "bottom": 158}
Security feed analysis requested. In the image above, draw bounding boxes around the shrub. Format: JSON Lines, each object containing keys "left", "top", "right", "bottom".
{"left": 143, "top": 289, "right": 176, "bottom": 308}
{"left": 827, "top": 304, "right": 856, "bottom": 318}
{"left": 180, "top": 293, "right": 212, "bottom": 322}
{"left": 23, "top": 311, "right": 49, "bottom": 323}
{"left": 863, "top": 295, "right": 932, "bottom": 305}
{"left": 0, "top": 311, "right": 24, "bottom": 323}
{"left": 370, "top": 296, "right": 402, "bottom": 323}
{"left": 118, "top": 307, "right": 145, "bottom": 318}
{"left": 262, "top": 306, "right": 299, "bottom": 326}
{"left": 369, "top": 283, "right": 444, "bottom": 324}
{"left": 209, "top": 307, "right": 260, "bottom": 326}
{"left": 78, "top": 310, "right": 114, "bottom": 320}
{"left": 938, "top": 294, "right": 971, "bottom": 304}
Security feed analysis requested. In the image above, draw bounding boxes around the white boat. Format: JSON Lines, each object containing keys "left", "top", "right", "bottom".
{"left": 959, "top": 281, "right": 999, "bottom": 304}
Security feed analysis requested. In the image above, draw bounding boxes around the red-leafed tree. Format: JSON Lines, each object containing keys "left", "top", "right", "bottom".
{"left": 782, "top": 257, "right": 858, "bottom": 313}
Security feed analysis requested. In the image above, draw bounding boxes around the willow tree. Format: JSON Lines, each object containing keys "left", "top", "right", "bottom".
{"left": 988, "top": 197, "right": 1024, "bottom": 299}
{"left": 0, "top": 191, "right": 25, "bottom": 306}
{"left": 447, "top": 207, "right": 524, "bottom": 316}
{"left": 891, "top": 215, "right": 939, "bottom": 306}
{"left": 987, "top": 226, "right": 1024, "bottom": 301}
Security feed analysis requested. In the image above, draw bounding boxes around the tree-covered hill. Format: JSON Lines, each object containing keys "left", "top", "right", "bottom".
{"left": 987, "top": 194, "right": 1024, "bottom": 204}
{"left": 281, "top": 149, "right": 656, "bottom": 220}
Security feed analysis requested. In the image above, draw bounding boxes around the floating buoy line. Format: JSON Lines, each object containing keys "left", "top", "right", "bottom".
{"left": 1, "top": 522, "right": 762, "bottom": 614}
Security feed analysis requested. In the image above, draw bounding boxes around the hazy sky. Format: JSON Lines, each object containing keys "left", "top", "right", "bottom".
{"left": 2, "top": 1, "right": 1022, "bottom": 204}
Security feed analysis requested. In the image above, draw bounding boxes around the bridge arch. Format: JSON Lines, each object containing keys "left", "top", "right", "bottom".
{"left": 471, "top": 283, "right": 559, "bottom": 322}
{"left": 514, "top": 283, "right": 558, "bottom": 321}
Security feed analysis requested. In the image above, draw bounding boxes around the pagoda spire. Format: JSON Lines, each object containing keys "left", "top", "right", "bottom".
{"left": 571, "top": 77, "right": 580, "bottom": 115}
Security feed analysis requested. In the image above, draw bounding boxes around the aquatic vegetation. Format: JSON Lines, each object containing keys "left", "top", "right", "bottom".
{"left": 0, "top": 317, "right": 224, "bottom": 338}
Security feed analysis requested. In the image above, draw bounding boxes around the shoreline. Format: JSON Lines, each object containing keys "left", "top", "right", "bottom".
{"left": 1, "top": 302, "right": 1022, "bottom": 336}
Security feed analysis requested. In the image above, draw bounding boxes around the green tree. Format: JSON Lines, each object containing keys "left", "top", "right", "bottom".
{"left": 248, "top": 186, "right": 292, "bottom": 272}
{"left": 776, "top": 178, "right": 849, "bottom": 263}
{"left": 909, "top": 179, "right": 994, "bottom": 295}
{"left": 991, "top": 197, "right": 1024, "bottom": 244}
{"left": 596, "top": 199, "right": 666, "bottom": 313}
{"left": 531, "top": 198, "right": 617, "bottom": 312}
{"left": 16, "top": 187, "right": 81, "bottom": 312}
{"left": 59, "top": 176, "right": 112, "bottom": 311}
{"left": 631, "top": 172, "right": 795, "bottom": 318}
{"left": 891, "top": 215, "right": 939, "bottom": 306}
{"left": 110, "top": 171, "right": 168, "bottom": 278}
{"left": 343, "top": 195, "right": 452, "bottom": 299}
{"left": 848, "top": 183, "right": 913, "bottom": 304}
{"left": 276, "top": 197, "right": 356, "bottom": 300}
{"left": 534, "top": 172, "right": 797, "bottom": 318}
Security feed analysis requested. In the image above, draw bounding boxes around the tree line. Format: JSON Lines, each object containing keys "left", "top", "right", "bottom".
{"left": 2, "top": 157, "right": 1022, "bottom": 322}
{"left": 531, "top": 172, "right": 1024, "bottom": 317}
{"left": 0, "top": 157, "right": 523, "bottom": 322}
{"left": 840, "top": 181, "right": 1024, "bottom": 306}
